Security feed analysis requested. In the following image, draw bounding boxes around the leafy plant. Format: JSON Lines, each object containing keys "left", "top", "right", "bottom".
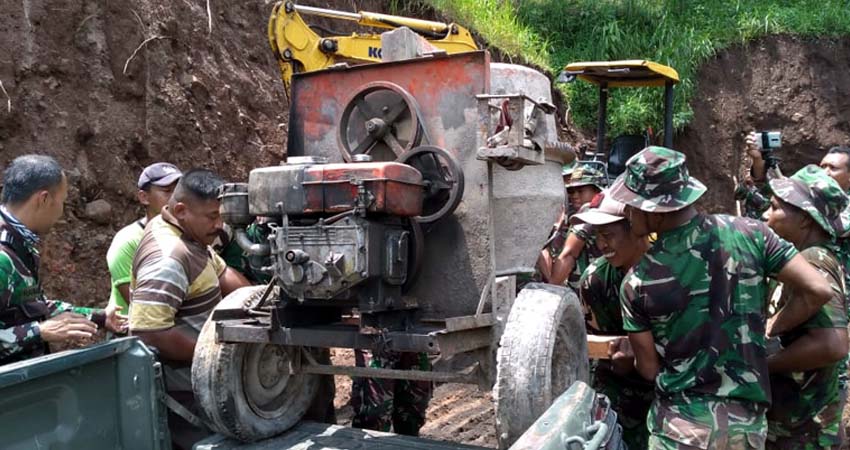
{"left": 423, "top": 0, "right": 850, "bottom": 138}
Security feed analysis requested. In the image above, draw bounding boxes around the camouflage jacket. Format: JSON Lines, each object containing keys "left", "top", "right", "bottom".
{"left": 838, "top": 238, "right": 850, "bottom": 319}
{"left": 566, "top": 221, "right": 602, "bottom": 290}
{"left": 579, "top": 256, "right": 654, "bottom": 450}
{"left": 0, "top": 218, "right": 103, "bottom": 365}
{"left": 579, "top": 256, "right": 626, "bottom": 336}
{"left": 767, "top": 244, "right": 847, "bottom": 444}
{"left": 620, "top": 214, "right": 797, "bottom": 405}
{"left": 579, "top": 256, "right": 652, "bottom": 388}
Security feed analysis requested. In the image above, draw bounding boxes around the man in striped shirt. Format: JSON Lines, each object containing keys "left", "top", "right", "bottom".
{"left": 128, "top": 168, "right": 249, "bottom": 448}
{"left": 129, "top": 168, "right": 248, "bottom": 359}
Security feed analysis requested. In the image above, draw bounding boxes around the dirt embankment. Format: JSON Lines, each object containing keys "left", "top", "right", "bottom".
{"left": 0, "top": 0, "right": 408, "bottom": 305}
{"left": 676, "top": 35, "right": 850, "bottom": 213}
{"left": 0, "top": 0, "right": 534, "bottom": 309}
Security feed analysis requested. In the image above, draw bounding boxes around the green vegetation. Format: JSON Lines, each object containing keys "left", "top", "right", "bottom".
{"left": 423, "top": 0, "right": 850, "bottom": 139}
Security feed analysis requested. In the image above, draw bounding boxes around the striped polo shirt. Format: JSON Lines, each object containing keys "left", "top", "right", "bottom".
{"left": 128, "top": 206, "right": 226, "bottom": 335}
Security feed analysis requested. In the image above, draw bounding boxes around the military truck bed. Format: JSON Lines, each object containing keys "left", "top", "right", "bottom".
{"left": 195, "top": 422, "right": 488, "bottom": 450}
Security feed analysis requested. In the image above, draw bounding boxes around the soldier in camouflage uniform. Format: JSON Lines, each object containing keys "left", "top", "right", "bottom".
{"left": 748, "top": 140, "right": 850, "bottom": 443}
{"left": 350, "top": 349, "right": 433, "bottom": 436}
{"left": 609, "top": 146, "right": 833, "bottom": 449}
{"left": 548, "top": 161, "right": 608, "bottom": 288}
{"left": 762, "top": 165, "right": 849, "bottom": 449}
{"left": 571, "top": 191, "right": 654, "bottom": 449}
{"left": 0, "top": 155, "right": 126, "bottom": 366}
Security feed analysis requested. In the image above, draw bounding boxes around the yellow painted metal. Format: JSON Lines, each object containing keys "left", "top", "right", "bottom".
{"left": 268, "top": 2, "right": 479, "bottom": 96}
{"left": 563, "top": 60, "right": 679, "bottom": 87}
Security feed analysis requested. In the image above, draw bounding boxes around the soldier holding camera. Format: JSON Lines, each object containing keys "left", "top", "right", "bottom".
{"left": 744, "top": 133, "right": 850, "bottom": 446}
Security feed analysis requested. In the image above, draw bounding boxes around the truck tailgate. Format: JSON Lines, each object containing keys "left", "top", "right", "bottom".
{"left": 194, "top": 422, "right": 489, "bottom": 450}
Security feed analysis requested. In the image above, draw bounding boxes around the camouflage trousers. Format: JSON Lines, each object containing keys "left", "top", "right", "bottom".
{"left": 648, "top": 397, "right": 767, "bottom": 449}
{"left": 592, "top": 366, "right": 653, "bottom": 450}
{"left": 766, "top": 397, "right": 841, "bottom": 450}
{"left": 350, "top": 349, "right": 433, "bottom": 436}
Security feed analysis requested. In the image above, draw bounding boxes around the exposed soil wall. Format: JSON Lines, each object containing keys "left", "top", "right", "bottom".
{"left": 0, "top": 0, "right": 398, "bottom": 304}
{"left": 0, "top": 0, "right": 526, "bottom": 307}
{"left": 676, "top": 35, "right": 850, "bottom": 213}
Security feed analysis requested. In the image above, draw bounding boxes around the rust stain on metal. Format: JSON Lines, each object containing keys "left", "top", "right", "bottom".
{"left": 289, "top": 51, "right": 490, "bottom": 161}
{"left": 299, "top": 162, "right": 423, "bottom": 216}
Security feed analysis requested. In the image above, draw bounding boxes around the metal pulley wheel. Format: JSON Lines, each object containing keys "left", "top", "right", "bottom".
{"left": 338, "top": 81, "right": 424, "bottom": 162}
{"left": 399, "top": 145, "right": 464, "bottom": 224}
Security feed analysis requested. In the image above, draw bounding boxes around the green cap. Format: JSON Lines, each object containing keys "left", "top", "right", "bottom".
{"left": 561, "top": 160, "right": 576, "bottom": 178}
{"left": 769, "top": 165, "right": 849, "bottom": 237}
{"left": 566, "top": 161, "right": 608, "bottom": 190}
{"left": 608, "top": 146, "right": 706, "bottom": 212}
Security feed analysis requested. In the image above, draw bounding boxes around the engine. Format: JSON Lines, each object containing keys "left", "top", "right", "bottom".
{"left": 220, "top": 156, "right": 425, "bottom": 327}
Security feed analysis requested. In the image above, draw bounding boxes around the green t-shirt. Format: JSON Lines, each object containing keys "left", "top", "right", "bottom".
{"left": 620, "top": 214, "right": 797, "bottom": 405}
{"left": 106, "top": 219, "right": 145, "bottom": 314}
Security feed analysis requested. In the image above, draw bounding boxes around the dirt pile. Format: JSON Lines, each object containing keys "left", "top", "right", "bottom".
{"left": 0, "top": 0, "right": 400, "bottom": 304}
{"left": 676, "top": 35, "right": 850, "bottom": 213}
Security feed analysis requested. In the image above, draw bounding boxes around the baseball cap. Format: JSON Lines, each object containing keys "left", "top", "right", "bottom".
{"left": 138, "top": 162, "right": 182, "bottom": 189}
{"left": 570, "top": 191, "right": 627, "bottom": 226}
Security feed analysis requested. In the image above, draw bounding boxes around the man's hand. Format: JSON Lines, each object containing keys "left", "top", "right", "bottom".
{"left": 745, "top": 131, "right": 768, "bottom": 182}
{"left": 745, "top": 131, "right": 762, "bottom": 161}
{"left": 104, "top": 303, "right": 128, "bottom": 334}
{"left": 39, "top": 312, "right": 98, "bottom": 343}
{"left": 608, "top": 337, "right": 636, "bottom": 376}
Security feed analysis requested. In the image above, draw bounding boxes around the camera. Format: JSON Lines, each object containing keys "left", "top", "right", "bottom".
{"left": 755, "top": 131, "right": 782, "bottom": 151}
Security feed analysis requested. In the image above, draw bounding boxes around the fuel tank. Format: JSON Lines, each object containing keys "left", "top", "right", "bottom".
{"left": 249, "top": 159, "right": 424, "bottom": 217}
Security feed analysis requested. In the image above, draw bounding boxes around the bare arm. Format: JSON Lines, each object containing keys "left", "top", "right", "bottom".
{"left": 747, "top": 136, "right": 767, "bottom": 181}
{"left": 768, "top": 327, "right": 848, "bottom": 373}
{"left": 627, "top": 331, "right": 660, "bottom": 381}
{"left": 134, "top": 328, "right": 197, "bottom": 362}
{"left": 768, "top": 254, "right": 833, "bottom": 336}
{"left": 550, "top": 233, "right": 586, "bottom": 286}
{"left": 219, "top": 267, "right": 252, "bottom": 297}
{"left": 536, "top": 250, "right": 553, "bottom": 282}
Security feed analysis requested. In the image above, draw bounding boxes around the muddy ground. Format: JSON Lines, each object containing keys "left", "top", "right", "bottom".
{"left": 2, "top": 0, "right": 850, "bottom": 447}
{"left": 331, "top": 349, "right": 497, "bottom": 447}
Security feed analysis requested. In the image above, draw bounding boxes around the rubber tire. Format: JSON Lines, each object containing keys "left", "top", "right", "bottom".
{"left": 192, "top": 286, "right": 326, "bottom": 442}
{"left": 493, "top": 283, "right": 589, "bottom": 449}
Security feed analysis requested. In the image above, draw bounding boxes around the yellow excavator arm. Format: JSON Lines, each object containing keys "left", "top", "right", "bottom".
{"left": 268, "top": 2, "right": 479, "bottom": 95}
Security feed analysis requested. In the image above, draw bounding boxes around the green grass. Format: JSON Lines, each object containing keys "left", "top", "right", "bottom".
{"left": 423, "top": 0, "right": 850, "bottom": 138}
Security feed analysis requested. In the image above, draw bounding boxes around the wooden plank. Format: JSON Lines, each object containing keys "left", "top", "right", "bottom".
{"left": 587, "top": 335, "right": 625, "bottom": 360}
{"left": 443, "top": 313, "right": 495, "bottom": 332}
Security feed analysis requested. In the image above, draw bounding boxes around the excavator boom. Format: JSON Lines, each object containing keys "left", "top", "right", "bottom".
{"left": 268, "top": 2, "right": 478, "bottom": 96}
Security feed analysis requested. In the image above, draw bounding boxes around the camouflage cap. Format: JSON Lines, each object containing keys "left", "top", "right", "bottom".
{"left": 769, "top": 164, "right": 849, "bottom": 237}
{"left": 566, "top": 161, "right": 608, "bottom": 190}
{"left": 608, "top": 146, "right": 706, "bottom": 213}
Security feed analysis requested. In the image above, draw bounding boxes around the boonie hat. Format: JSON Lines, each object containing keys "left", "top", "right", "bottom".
{"left": 138, "top": 162, "right": 182, "bottom": 189}
{"left": 608, "top": 146, "right": 706, "bottom": 212}
{"left": 769, "top": 165, "right": 849, "bottom": 238}
{"left": 570, "top": 190, "right": 627, "bottom": 226}
{"left": 566, "top": 161, "right": 608, "bottom": 190}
